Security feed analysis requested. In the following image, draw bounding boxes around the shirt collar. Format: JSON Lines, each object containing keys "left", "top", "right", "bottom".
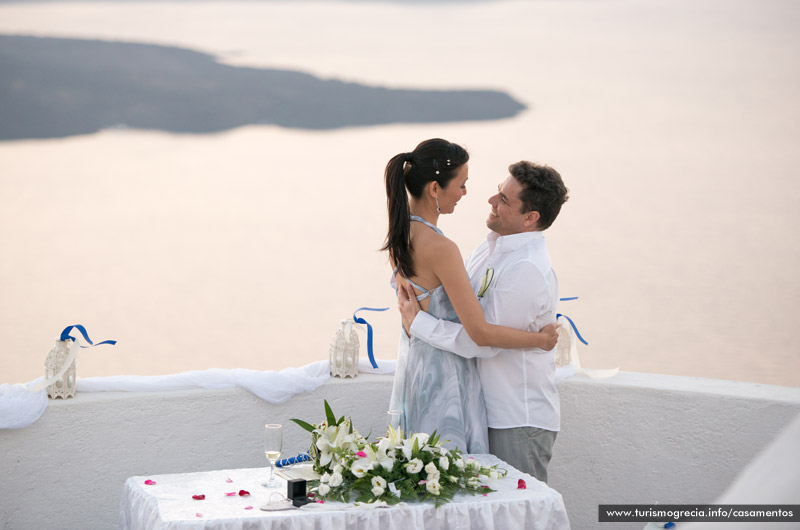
{"left": 486, "top": 230, "right": 544, "bottom": 254}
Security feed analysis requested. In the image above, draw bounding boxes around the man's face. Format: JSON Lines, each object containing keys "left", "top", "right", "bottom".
{"left": 486, "top": 175, "right": 536, "bottom": 235}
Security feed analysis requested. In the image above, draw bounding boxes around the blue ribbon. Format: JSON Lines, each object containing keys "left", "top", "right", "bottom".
{"left": 555, "top": 313, "right": 588, "bottom": 345}
{"left": 59, "top": 325, "right": 117, "bottom": 348}
{"left": 353, "top": 307, "right": 389, "bottom": 369}
{"left": 556, "top": 297, "right": 588, "bottom": 345}
{"left": 276, "top": 452, "right": 312, "bottom": 468}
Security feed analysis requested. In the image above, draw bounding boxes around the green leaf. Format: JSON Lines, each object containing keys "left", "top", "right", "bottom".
{"left": 290, "top": 418, "right": 316, "bottom": 433}
{"left": 324, "top": 400, "right": 337, "bottom": 426}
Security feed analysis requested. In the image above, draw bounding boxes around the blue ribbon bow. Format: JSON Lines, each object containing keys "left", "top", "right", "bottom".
{"left": 353, "top": 307, "right": 389, "bottom": 369}
{"left": 557, "top": 297, "right": 588, "bottom": 346}
{"left": 59, "top": 325, "right": 117, "bottom": 348}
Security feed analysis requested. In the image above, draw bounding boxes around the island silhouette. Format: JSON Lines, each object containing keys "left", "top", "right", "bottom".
{"left": 0, "top": 35, "right": 526, "bottom": 141}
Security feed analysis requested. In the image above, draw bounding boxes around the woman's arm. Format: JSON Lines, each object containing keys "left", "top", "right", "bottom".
{"left": 428, "top": 238, "right": 557, "bottom": 350}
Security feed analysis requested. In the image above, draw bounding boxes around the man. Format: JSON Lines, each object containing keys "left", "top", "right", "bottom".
{"left": 398, "top": 161, "right": 569, "bottom": 483}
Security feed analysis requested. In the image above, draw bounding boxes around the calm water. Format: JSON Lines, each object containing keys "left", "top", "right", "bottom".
{"left": 1, "top": 0, "right": 799, "bottom": 387}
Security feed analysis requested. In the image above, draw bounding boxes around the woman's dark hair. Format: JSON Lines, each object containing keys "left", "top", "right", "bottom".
{"left": 382, "top": 138, "right": 469, "bottom": 278}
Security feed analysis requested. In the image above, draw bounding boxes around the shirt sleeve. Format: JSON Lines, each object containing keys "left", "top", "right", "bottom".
{"left": 408, "top": 260, "right": 550, "bottom": 359}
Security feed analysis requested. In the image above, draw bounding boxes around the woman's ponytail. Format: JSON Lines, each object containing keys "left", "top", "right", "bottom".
{"left": 382, "top": 153, "right": 414, "bottom": 277}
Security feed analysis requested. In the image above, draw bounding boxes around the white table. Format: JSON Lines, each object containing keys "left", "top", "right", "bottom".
{"left": 119, "top": 454, "right": 570, "bottom": 530}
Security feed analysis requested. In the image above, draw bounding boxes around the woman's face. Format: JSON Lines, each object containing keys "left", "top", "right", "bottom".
{"left": 437, "top": 163, "right": 469, "bottom": 214}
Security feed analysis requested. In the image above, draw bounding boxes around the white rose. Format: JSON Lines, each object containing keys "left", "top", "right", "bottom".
{"left": 489, "top": 470, "right": 499, "bottom": 480}
{"left": 320, "top": 473, "right": 331, "bottom": 483}
{"left": 438, "top": 456, "right": 450, "bottom": 471}
{"left": 329, "top": 472, "right": 343, "bottom": 487}
{"left": 371, "top": 476, "right": 388, "bottom": 489}
{"left": 424, "top": 461, "right": 440, "bottom": 481}
{"left": 351, "top": 459, "right": 374, "bottom": 478}
{"left": 318, "top": 483, "right": 331, "bottom": 496}
{"left": 467, "top": 477, "right": 480, "bottom": 487}
{"left": 333, "top": 464, "right": 344, "bottom": 474}
{"left": 448, "top": 475, "right": 458, "bottom": 483}
{"left": 425, "top": 479, "right": 441, "bottom": 496}
{"left": 439, "top": 447, "right": 449, "bottom": 455}
{"left": 405, "top": 458, "right": 423, "bottom": 474}
{"left": 455, "top": 458, "right": 465, "bottom": 470}
{"left": 371, "top": 485, "right": 385, "bottom": 497}
{"left": 412, "top": 433, "right": 430, "bottom": 447}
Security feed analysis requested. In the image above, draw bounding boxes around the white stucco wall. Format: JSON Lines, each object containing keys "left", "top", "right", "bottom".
{"left": 1, "top": 371, "right": 799, "bottom": 530}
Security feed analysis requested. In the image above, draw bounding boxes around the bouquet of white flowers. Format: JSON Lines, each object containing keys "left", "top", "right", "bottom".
{"left": 291, "top": 401, "right": 506, "bottom": 507}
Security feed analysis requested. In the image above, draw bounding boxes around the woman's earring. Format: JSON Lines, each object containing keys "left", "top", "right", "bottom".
{"left": 435, "top": 196, "right": 441, "bottom": 213}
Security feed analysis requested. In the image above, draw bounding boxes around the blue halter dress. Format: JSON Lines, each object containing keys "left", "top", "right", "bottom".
{"left": 389, "top": 216, "right": 489, "bottom": 453}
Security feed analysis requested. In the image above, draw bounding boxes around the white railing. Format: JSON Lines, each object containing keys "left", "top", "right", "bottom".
{"left": 1, "top": 371, "right": 798, "bottom": 530}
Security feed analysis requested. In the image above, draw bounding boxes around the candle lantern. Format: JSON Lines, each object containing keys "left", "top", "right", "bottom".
{"left": 329, "top": 319, "right": 359, "bottom": 378}
{"left": 44, "top": 339, "right": 77, "bottom": 399}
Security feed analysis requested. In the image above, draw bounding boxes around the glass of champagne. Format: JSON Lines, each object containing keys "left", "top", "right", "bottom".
{"left": 387, "top": 409, "right": 405, "bottom": 435}
{"left": 262, "top": 423, "right": 282, "bottom": 488}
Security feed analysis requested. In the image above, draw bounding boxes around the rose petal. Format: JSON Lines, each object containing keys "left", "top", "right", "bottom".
{"left": 517, "top": 479, "right": 527, "bottom": 490}
{"left": 225, "top": 492, "right": 237, "bottom": 496}
{"left": 355, "top": 451, "right": 367, "bottom": 458}
{"left": 195, "top": 513, "right": 202, "bottom": 517}
{"left": 244, "top": 506, "right": 254, "bottom": 510}
{"left": 226, "top": 478, "right": 234, "bottom": 483}
{"left": 238, "top": 489, "right": 250, "bottom": 496}
{"left": 192, "top": 494, "right": 206, "bottom": 500}
{"left": 144, "top": 480, "right": 156, "bottom": 485}
{"left": 482, "top": 493, "right": 488, "bottom": 497}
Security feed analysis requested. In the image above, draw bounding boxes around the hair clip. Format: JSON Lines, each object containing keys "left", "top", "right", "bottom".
{"left": 446, "top": 159, "right": 451, "bottom": 166}
{"left": 433, "top": 159, "right": 440, "bottom": 174}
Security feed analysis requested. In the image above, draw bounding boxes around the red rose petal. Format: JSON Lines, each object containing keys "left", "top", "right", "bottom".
{"left": 192, "top": 494, "right": 206, "bottom": 500}
{"left": 517, "top": 479, "right": 527, "bottom": 490}
{"left": 144, "top": 480, "right": 156, "bottom": 485}
{"left": 238, "top": 489, "right": 250, "bottom": 496}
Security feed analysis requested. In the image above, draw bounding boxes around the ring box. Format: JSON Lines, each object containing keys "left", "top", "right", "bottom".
{"left": 287, "top": 479, "right": 310, "bottom": 507}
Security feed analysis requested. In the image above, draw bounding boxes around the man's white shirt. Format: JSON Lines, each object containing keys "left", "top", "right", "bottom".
{"left": 409, "top": 230, "right": 560, "bottom": 431}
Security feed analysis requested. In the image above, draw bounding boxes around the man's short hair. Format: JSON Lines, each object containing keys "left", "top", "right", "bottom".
{"left": 508, "top": 161, "right": 569, "bottom": 230}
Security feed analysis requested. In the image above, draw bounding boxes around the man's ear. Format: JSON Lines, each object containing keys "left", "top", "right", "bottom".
{"left": 523, "top": 210, "right": 540, "bottom": 229}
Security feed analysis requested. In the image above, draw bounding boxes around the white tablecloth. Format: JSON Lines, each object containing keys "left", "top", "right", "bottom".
{"left": 119, "top": 454, "right": 570, "bottom": 530}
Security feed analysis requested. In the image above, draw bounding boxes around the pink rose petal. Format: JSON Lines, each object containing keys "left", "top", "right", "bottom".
{"left": 192, "top": 494, "right": 206, "bottom": 500}
{"left": 195, "top": 513, "right": 202, "bottom": 517}
{"left": 144, "top": 480, "right": 156, "bottom": 485}
{"left": 238, "top": 489, "right": 250, "bottom": 496}
{"left": 517, "top": 479, "right": 527, "bottom": 490}
{"left": 356, "top": 451, "right": 367, "bottom": 458}
{"left": 244, "top": 506, "right": 254, "bottom": 510}
{"left": 226, "top": 478, "right": 234, "bottom": 483}
{"left": 225, "top": 492, "right": 237, "bottom": 496}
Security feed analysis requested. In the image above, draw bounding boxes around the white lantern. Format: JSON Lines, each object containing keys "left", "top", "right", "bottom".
{"left": 329, "top": 319, "right": 359, "bottom": 378}
{"left": 44, "top": 339, "right": 77, "bottom": 399}
{"left": 554, "top": 316, "right": 576, "bottom": 368}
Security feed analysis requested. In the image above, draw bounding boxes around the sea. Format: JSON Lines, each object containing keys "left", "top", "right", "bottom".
{"left": 1, "top": 0, "right": 799, "bottom": 387}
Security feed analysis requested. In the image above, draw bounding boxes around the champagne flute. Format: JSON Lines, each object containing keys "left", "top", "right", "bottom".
{"left": 262, "top": 423, "right": 282, "bottom": 488}
{"left": 387, "top": 409, "right": 405, "bottom": 435}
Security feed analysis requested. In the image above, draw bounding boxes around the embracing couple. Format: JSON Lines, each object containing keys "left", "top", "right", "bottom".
{"left": 384, "top": 138, "right": 569, "bottom": 483}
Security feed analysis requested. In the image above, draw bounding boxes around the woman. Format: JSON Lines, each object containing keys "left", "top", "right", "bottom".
{"left": 384, "top": 138, "right": 557, "bottom": 453}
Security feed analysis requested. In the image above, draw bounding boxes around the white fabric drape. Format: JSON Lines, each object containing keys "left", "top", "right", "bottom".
{"left": 0, "top": 358, "right": 397, "bottom": 430}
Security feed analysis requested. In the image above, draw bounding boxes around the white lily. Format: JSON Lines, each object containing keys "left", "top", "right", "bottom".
{"left": 351, "top": 459, "right": 374, "bottom": 478}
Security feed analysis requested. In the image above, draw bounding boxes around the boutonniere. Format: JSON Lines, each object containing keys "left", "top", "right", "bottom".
{"left": 477, "top": 266, "right": 495, "bottom": 298}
